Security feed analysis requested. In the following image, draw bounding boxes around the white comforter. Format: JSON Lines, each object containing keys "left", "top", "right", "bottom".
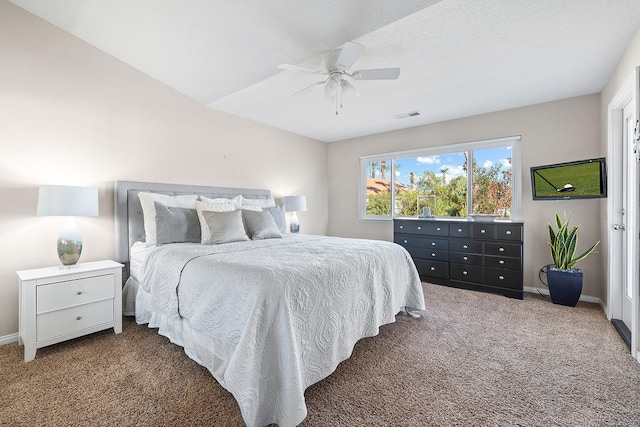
{"left": 137, "top": 234, "right": 424, "bottom": 427}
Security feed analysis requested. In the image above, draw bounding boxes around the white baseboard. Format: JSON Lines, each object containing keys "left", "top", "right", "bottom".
{"left": 524, "top": 286, "right": 605, "bottom": 310}
{"left": 0, "top": 333, "right": 18, "bottom": 346}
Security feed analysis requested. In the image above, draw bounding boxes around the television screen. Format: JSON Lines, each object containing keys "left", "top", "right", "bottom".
{"left": 530, "top": 158, "right": 607, "bottom": 200}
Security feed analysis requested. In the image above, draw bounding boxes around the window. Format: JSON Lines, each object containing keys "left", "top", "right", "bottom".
{"left": 359, "top": 136, "right": 521, "bottom": 220}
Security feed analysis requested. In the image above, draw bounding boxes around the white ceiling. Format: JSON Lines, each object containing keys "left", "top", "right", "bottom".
{"left": 10, "top": 0, "right": 640, "bottom": 142}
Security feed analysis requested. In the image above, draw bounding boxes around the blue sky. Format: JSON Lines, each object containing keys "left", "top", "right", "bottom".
{"left": 393, "top": 147, "right": 512, "bottom": 185}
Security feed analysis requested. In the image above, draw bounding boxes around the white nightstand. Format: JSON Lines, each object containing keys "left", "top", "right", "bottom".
{"left": 17, "top": 260, "right": 123, "bottom": 362}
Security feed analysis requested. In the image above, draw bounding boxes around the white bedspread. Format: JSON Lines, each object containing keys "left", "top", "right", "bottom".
{"left": 136, "top": 234, "right": 424, "bottom": 427}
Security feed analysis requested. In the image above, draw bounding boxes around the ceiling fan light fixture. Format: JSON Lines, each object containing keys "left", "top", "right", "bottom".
{"left": 325, "top": 76, "right": 339, "bottom": 97}
{"left": 341, "top": 79, "right": 359, "bottom": 99}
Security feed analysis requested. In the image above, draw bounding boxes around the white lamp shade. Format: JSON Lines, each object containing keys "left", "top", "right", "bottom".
{"left": 283, "top": 195, "right": 307, "bottom": 212}
{"left": 37, "top": 185, "right": 99, "bottom": 217}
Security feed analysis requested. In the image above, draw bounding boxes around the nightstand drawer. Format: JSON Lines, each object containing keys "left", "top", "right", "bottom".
{"left": 37, "top": 274, "right": 115, "bottom": 313}
{"left": 37, "top": 299, "right": 114, "bottom": 342}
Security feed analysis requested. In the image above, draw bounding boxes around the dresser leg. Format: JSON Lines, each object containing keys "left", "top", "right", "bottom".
{"left": 24, "top": 345, "right": 36, "bottom": 362}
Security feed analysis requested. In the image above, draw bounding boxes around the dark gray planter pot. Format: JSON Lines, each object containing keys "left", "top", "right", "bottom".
{"left": 547, "top": 266, "right": 583, "bottom": 307}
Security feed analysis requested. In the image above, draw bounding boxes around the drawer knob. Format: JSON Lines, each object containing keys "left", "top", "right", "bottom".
{"left": 436, "top": 227, "right": 441, "bottom": 231}
{"left": 418, "top": 226, "right": 422, "bottom": 230}
{"left": 463, "top": 256, "right": 468, "bottom": 260}
{"left": 481, "top": 229, "right": 486, "bottom": 233}
{"left": 400, "top": 225, "right": 404, "bottom": 229}
{"left": 506, "top": 230, "right": 512, "bottom": 235}
{"left": 431, "top": 253, "right": 436, "bottom": 257}
{"left": 431, "top": 242, "right": 436, "bottom": 246}
{"left": 76, "top": 291, "right": 83, "bottom": 295}
{"left": 404, "top": 240, "right": 408, "bottom": 243}
{"left": 76, "top": 316, "right": 82, "bottom": 321}
{"left": 499, "top": 276, "right": 505, "bottom": 280}
{"left": 463, "top": 271, "right": 468, "bottom": 275}
{"left": 463, "top": 245, "right": 468, "bottom": 249}
{"left": 499, "top": 260, "right": 505, "bottom": 264}
{"left": 430, "top": 267, "right": 436, "bottom": 271}
{"left": 457, "top": 228, "right": 462, "bottom": 232}
{"left": 499, "top": 247, "right": 505, "bottom": 252}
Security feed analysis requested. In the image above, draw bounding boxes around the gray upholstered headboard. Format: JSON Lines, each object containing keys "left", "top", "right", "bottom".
{"left": 114, "top": 181, "right": 271, "bottom": 264}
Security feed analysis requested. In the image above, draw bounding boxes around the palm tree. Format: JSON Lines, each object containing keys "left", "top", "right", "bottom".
{"left": 369, "top": 161, "right": 379, "bottom": 179}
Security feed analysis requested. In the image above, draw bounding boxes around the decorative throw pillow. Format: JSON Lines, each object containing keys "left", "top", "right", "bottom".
{"left": 242, "top": 196, "right": 276, "bottom": 210}
{"left": 263, "top": 205, "right": 286, "bottom": 234}
{"left": 138, "top": 192, "right": 198, "bottom": 245}
{"left": 200, "top": 209, "right": 250, "bottom": 244}
{"left": 154, "top": 201, "right": 200, "bottom": 245}
{"left": 242, "top": 209, "right": 282, "bottom": 240}
{"left": 196, "top": 195, "right": 242, "bottom": 243}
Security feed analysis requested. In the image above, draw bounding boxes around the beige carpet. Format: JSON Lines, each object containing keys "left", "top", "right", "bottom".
{"left": 2, "top": 283, "right": 640, "bottom": 426}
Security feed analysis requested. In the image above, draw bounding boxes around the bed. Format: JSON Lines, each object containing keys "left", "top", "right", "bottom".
{"left": 115, "top": 180, "right": 425, "bottom": 427}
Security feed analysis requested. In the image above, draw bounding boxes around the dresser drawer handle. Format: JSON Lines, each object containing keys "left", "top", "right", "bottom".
{"left": 499, "top": 247, "right": 505, "bottom": 252}
{"left": 506, "top": 230, "right": 512, "bottom": 235}
{"left": 400, "top": 225, "right": 404, "bottom": 229}
{"left": 463, "top": 271, "right": 468, "bottom": 275}
{"left": 499, "top": 260, "right": 505, "bottom": 264}
{"left": 480, "top": 229, "right": 486, "bottom": 233}
{"left": 457, "top": 228, "right": 463, "bottom": 232}
{"left": 431, "top": 242, "right": 436, "bottom": 246}
{"left": 436, "top": 227, "right": 441, "bottom": 231}
{"left": 76, "top": 316, "right": 82, "bottom": 321}
{"left": 404, "top": 240, "right": 408, "bottom": 243}
{"left": 463, "top": 256, "right": 468, "bottom": 260}
{"left": 417, "top": 226, "right": 422, "bottom": 230}
{"left": 431, "top": 253, "right": 436, "bottom": 257}
{"left": 430, "top": 267, "right": 436, "bottom": 271}
{"left": 463, "top": 245, "right": 468, "bottom": 249}
{"left": 499, "top": 276, "right": 505, "bottom": 280}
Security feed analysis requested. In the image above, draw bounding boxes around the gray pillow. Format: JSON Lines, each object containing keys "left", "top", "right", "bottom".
{"left": 201, "top": 209, "right": 250, "bottom": 244}
{"left": 154, "top": 201, "right": 201, "bottom": 245}
{"left": 263, "top": 205, "right": 286, "bottom": 234}
{"left": 242, "top": 209, "right": 283, "bottom": 240}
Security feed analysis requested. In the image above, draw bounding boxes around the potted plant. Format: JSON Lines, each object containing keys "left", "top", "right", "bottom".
{"left": 546, "top": 212, "right": 599, "bottom": 306}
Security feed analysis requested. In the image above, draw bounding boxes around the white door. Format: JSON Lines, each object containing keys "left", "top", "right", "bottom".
{"left": 621, "top": 101, "right": 635, "bottom": 329}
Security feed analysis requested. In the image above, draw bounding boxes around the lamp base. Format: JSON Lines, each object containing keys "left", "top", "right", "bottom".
{"left": 57, "top": 239, "right": 82, "bottom": 266}
{"left": 289, "top": 212, "right": 300, "bottom": 234}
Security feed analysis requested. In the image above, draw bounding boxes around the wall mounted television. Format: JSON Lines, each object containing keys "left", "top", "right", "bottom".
{"left": 530, "top": 157, "right": 607, "bottom": 200}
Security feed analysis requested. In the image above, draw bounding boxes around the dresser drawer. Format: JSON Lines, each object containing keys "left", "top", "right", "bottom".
{"left": 484, "top": 243, "right": 522, "bottom": 258}
{"left": 495, "top": 224, "right": 522, "bottom": 241}
{"left": 394, "top": 220, "right": 448, "bottom": 236}
{"left": 449, "top": 239, "right": 482, "bottom": 254}
{"left": 406, "top": 247, "right": 449, "bottom": 262}
{"left": 414, "top": 259, "right": 449, "bottom": 279}
{"left": 484, "top": 255, "right": 521, "bottom": 270}
{"left": 37, "top": 299, "right": 114, "bottom": 342}
{"left": 449, "top": 223, "right": 472, "bottom": 238}
{"left": 395, "top": 235, "right": 449, "bottom": 251}
{"left": 483, "top": 268, "right": 522, "bottom": 290}
{"left": 450, "top": 263, "right": 484, "bottom": 283}
{"left": 473, "top": 224, "right": 496, "bottom": 239}
{"left": 37, "top": 274, "right": 115, "bottom": 314}
{"left": 450, "top": 252, "right": 483, "bottom": 266}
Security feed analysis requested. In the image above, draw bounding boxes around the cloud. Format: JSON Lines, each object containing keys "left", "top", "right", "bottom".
{"left": 483, "top": 160, "right": 493, "bottom": 168}
{"left": 417, "top": 155, "right": 440, "bottom": 165}
{"left": 500, "top": 158, "right": 512, "bottom": 169}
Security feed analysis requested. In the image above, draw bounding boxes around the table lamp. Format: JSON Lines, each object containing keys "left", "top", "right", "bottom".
{"left": 37, "top": 185, "right": 99, "bottom": 266}
{"left": 283, "top": 195, "right": 307, "bottom": 233}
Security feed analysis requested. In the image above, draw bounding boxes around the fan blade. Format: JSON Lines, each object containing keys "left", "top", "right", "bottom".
{"left": 351, "top": 68, "right": 400, "bottom": 80}
{"left": 335, "top": 42, "right": 365, "bottom": 70}
{"left": 291, "top": 79, "right": 328, "bottom": 96}
{"left": 278, "top": 63, "right": 324, "bottom": 75}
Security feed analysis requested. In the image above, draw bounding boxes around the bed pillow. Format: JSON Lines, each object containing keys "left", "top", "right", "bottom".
{"left": 138, "top": 192, "right": 198, "bottom": 245}
{"left": 242, "top": 209, "right": 282, "bottom": 240}
{"left": 242, "top": 196, "right": 276, "bottom": 210}
{"left": 196, "top": 195, "right": 242, "bottom": 243}
{"left": 154, "top": 201, "right": 201, "bottom": 245}
{"left": 200, "top": 209, "right": 250, "bottom": 244}
{"left": 263, "top": 204, "right": 286, "bottom": 234}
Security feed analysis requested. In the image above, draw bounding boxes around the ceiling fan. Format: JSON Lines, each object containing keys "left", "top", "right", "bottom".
{"left": 278, "top": 42, "right": 400, "bottom": 115}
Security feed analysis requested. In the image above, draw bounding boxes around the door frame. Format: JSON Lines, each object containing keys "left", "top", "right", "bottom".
{"left": 607, "top": 67, "right": 639, "bottom": 361}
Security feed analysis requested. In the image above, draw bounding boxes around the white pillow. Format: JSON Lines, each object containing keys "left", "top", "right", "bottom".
{"left": 138, "top": 192, "right": 198, "bottom": 245}
{"left": 196, "top": 195, "right": 242, "bottom": 243}
{"left": 242, "top": 196, "right": 276, "bottom": 210}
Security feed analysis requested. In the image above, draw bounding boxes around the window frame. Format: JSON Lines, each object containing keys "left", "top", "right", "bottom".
{"left": 359, "top": 135, "right": 522, "bottom": 220}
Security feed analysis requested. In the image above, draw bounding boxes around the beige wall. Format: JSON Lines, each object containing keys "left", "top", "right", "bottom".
{"left": 0, "top": 1, "right": 328, "bottom": 337}
{"left": 328, "top": 94, "right": 603, "bottom": 298}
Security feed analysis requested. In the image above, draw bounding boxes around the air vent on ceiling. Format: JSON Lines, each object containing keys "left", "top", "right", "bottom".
{"left": 394, "top": 111, "right": 421, "bottom": 120}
